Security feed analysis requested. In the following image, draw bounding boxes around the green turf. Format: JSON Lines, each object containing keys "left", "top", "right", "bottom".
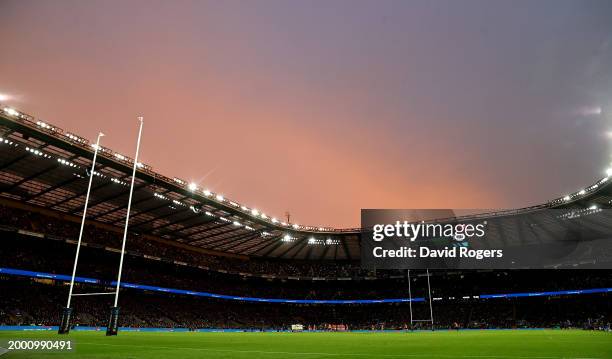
{"left": 0, "top": 330, "right": 610, "bottom": 359}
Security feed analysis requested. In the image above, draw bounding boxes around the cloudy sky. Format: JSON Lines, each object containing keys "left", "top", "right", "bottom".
{"left": 1, "top": 0, "right": 611, "bottom": 227}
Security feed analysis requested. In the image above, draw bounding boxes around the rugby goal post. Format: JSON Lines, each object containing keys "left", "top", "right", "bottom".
{"left": 59, "top": 118, "right": 144, "bottom": 336}
{"left": 406, "top": 269, "right": 435, "bottom": 331}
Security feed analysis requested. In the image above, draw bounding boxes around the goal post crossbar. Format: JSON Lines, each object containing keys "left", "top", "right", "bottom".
{"left": 71, "top": 292, "right": 115, "bottom": 297}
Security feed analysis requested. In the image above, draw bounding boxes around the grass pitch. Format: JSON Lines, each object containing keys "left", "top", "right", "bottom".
{"left": 0, "top": 330, "right": 610, "bottom": 359}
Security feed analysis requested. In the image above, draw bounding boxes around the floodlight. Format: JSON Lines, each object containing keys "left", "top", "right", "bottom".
{"left": 3, "top": 107, "right": 18, "bottom": 116}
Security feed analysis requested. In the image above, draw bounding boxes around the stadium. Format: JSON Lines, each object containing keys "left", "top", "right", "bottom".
{"left": 1, "top": 1, "right": 612, "bottom": 358}
{"left": 0, "top": 103, "right": 611, "bottom": 357}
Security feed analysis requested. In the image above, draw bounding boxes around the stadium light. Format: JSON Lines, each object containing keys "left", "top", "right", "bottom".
{"left": 3, "top": 107, "right": 19, "bottom": 116}
{"left": 308, "top": 237, "right": 316, "bottom": 244}
{"left": 578, "top": 189, "right": 586, "bottom": 195}
{"left": 563, "top": 195, "right": 571, "bottom": 201}
{"left": 252, "top": 209, "right": 259, "bottom": 216}
{"left": 3, "top": 103, "right": 322, "bottom": 233}
{"left": 37, "top": 121, "right": 55, "bottom": 130}
{"left": 0, "top": 93, "right": 9, "bottom": 101}
{"left": 606, "top": 168, "right": 612, "bottom": 177}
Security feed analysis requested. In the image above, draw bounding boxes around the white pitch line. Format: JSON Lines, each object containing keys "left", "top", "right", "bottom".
{"left": 78, "top": 342, "right": 602, "bottom": 359}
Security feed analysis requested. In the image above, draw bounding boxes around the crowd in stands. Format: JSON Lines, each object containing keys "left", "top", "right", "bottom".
{"left": 0, "top": 278, "right": 609, "bottom": 331}
{"left": 2, "top": 234, "right": 611, "bottom": 301}
{"left": 1, "top": 204, "right": 611, "bottom": 331}
{"left": 0, "top": 204, "right": 374, "bottom": 278}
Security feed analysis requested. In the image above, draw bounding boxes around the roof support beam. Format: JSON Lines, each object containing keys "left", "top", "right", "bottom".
{"left": 230, "top": 234, "right": 278, "bottom": 254}
{"left": 258, "top": 237, "right": 290, "bottom": 257}
{"left": 25, "top": 175, "right": 81, "bottom": 201}
{"left": 290, "top": 239, "right": 312, "bottom": 260}
{"left": 128, "top": 205, "right": 191, "bottom": 228}
{"left": 154, "top": 215, "right": 216, "bottom": 237}
{"left": 182, "top": 222, "right": 234, "bottom": 243}
{"left": 4, "top": 162, "right": 60, "bottom": 191}
{"left": 172, "top": 218, "right": 221, "bottom": 236}
{"left": 51, "top": 180, "right": 112, "bottom": 209}
{"left": 90, "top": 193, "right": 156, "bottom": 220}
{"left": 211, "top": 231, "right": 261, "bottom": 251}
{"left": 318, "top": 243, "right": 332, "bottom": 260}
{"left": 21, "top": 153, "right": 84, "bottom": 201}
{"left": 187, "top": 224, "right": 241, "bottom": 245}
{"left": 122, "top": 201, "right": 177, "bottom": 226}
{"left": 0, "top": 153, "right": 30, "bottom": 171}
{"left": 276, "top": 236, "right": 308, "bottom": 258}
{"left": 76, "top": 182, "right": 148, "bottom": 216}
{"left": 341, "top": 237, "right": 352, "bottom": 260}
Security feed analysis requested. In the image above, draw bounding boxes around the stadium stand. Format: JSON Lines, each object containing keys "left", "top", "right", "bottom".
{"left": 1, "top": 222, "right": 610, "bottom": 330}
{"left": 0, "top": 275, "right": 610, "bottom": 330}
{"left": 0, "top": 105, "right": 610, "bottom": 332}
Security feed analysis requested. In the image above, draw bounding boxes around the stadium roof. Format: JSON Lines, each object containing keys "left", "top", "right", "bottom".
{"left": 0, "top": 105, "right": 609, "bottom": 261}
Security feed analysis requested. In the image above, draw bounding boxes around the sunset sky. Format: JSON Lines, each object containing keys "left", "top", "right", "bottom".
{"left": 1, "top": 0, "right": 611, "bottom": 228}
